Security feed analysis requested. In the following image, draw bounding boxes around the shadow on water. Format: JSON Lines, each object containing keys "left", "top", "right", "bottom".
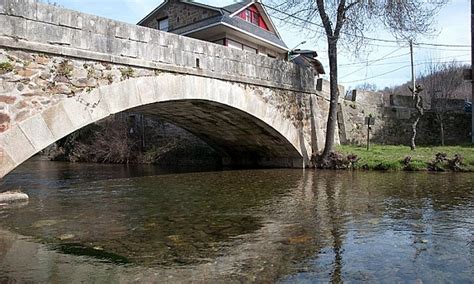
{"left": 51, "top": 243, "right": 131, "bottom": 264}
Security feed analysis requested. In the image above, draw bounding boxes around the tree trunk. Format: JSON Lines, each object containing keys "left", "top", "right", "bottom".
{"left": 410, "top": 92, "right": 424, "bottom": 150}
{"left": 321, "top": 40, "right": 339, "bottom": 161}
{"left": 411, "top": 116, "right": 420, "bottom": 150}
{"left": 440, "top": 120, "right": 445, "bottom": 146}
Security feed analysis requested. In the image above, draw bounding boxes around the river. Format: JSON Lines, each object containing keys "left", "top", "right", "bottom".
{"left": 0, "top": 158, "right": 473, "bottom": 283}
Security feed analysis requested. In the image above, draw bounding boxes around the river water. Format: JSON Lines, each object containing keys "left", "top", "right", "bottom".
{"left": 0, "top": 159, "right": 472, "bottom": 283}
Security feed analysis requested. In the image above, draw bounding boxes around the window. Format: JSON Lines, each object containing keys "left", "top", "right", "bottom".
{"left": 158, "top": 18, "right": 169, "bottom": 32}
{"left": 242, "top": 9, "right": 259, "bottom": 25}
{"left": 243, "top": 9, "right": 258, "bottom": 25}
{"left": 243, "top": 45, "right": 258, "bottom": 54}
{"left": 227, "top": 39, "right": 243, "bottom": 50}
{"left": 250, "top": 10, "right": 258, "bottom": 25}
{"left": 227, "top": 39, "right": 258, "bottom": 54}
{"left": 238, "top": 5, "right": 269, "bottom": 30}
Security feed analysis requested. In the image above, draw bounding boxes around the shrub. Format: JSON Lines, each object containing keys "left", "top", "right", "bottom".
{"left": 448, "top": 154, "right": 464, "bottom": 172}
{"left": 428, "top": 152, "right": 448, "bottom": 171}
{"left": 313, "top": 152, "right": 359, "bottom": 169}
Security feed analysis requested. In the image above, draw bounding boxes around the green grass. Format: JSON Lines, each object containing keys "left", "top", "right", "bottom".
{"left": 337, "top": 144, "right": 474, "bottom": 171}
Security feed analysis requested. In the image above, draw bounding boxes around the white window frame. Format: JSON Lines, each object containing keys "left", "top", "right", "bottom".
{"left": 158, "top": 18, "right": 169, "bottom": 32}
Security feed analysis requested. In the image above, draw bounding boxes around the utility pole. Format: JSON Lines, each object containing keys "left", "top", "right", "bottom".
{"left": 471, "top": 0, "right": 474, "bottom": 143}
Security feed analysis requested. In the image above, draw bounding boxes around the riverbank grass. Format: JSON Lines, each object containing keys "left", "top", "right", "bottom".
{"left": 337, "top": 144, "right": 474, "bottom": 171}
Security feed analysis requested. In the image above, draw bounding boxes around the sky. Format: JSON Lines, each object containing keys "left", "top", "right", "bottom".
{"left": 49, "top": 0, "right": 471, "bottom": 90}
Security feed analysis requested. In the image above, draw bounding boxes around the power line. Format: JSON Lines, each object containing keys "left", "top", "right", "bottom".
{"left": 341, "top": 53, "right": 471, "bottom": 68}
{"left": 339, "top": 52, "right": 411, "bottom": 66}
{"left": 340, "top": 47, "right": 404, "bottom": 79}
{"left": 416, "top": 42, "right": 471, "bottom": 48}
{"left": 340, "top": 59, "right": 471, "bottom": 84}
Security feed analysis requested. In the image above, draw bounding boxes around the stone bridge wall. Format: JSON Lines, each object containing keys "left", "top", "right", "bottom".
{"left": 0, "top": 0, "right": 314, "bottom": 92}
{"left": 0, "top": 0, "right": 336, "bottom": 176}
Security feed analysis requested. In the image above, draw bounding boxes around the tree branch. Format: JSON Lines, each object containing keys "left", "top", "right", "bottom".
{"left": 333, "top": 0, "right": 346, "bottom": 39}
{"left": 316, "top": 0, "right": 333, "bottom": 38}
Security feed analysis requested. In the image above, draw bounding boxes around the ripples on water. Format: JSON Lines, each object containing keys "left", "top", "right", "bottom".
{"left": 0, "top": 159, "right": 473, "bottom": 283}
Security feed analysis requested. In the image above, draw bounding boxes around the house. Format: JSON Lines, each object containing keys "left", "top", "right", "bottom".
{"left": 289, "top": 49, "right": 325, "bottom": 76}
{"left": 137, "top": 0, "right": 289, "bottom": 59}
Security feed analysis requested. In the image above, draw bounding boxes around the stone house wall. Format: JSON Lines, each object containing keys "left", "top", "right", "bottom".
{"left": 140, "top": 0, "right": 221, "bottom": 31}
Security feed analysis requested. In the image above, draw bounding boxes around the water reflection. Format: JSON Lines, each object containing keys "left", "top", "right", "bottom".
{"left": 0, "top": 160, "right": 473, "bottom": 282}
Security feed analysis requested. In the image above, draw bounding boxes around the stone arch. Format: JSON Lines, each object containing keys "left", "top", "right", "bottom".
{"left": 0, "top": 73, "right": 311, "bottom": 177}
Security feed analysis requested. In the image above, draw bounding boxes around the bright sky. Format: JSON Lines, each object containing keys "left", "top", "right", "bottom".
{"left": 50, "top": 0, "right": 471, "bottom": 90}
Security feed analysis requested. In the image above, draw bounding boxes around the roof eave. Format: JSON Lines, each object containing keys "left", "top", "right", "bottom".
{"left": 181, "top": 22, "right": 289, "bottom": 52}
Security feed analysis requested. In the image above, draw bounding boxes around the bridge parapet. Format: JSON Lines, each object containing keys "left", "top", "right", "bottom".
{"left": 0, "top": 0, "right": 315, "bottom": 93}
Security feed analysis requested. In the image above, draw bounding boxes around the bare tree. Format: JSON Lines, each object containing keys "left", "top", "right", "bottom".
{"left": 409, "top": 83, "right": 424, "bottom": 150}
{"left": 356, "top": 82, "right": 378, "bottom": 92}
{"left": 268, "top": 0, "right": 447, "bottom": 164}
{"left": 422, "top": 61, "right": 465, "bottom": 146}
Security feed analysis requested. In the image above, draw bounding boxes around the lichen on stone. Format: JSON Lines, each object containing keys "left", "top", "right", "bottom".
{"left": 0, "top": 62, "right": 14, "bottom": 75}
{"left": 120, "top": 67, "right": 135, "bottom": 80}
{"left": 56, "top": 60, "right": 74, "bottom": 78}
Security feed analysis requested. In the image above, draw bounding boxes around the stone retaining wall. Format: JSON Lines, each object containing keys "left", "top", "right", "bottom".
{"left": 340, "top": 95, "right": 471, "bottom": 146}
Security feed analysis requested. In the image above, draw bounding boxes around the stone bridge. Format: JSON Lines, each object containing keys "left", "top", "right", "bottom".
{"left": 0, "top": 0, "right": 332, "bottom": 177}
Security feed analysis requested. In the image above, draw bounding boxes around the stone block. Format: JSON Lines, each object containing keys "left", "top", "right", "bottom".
{"left": 147, "top": 29, "right": 162, "bottom": 45}
{"left": 41, "top": 103, "right": 75, "bottom": 140}
{"left": 0, "top": 14, "right": 27, "bottom": 39}
{"left": 18, "top": 113, "right": 55, "bottom": 151}
{"left": 0, "top": 125, "right": 35, "bottom": 165}
{"left": 4, "top": 0, "right": 37, "bottom": 19}
{"left": 120, "top": 39, "right": 138, "bottom": 58}
{"left": 24, "top": 20, "right": 67, "bottom": 44}
{"left": 156, "top": 46, "right": 174, "bottom": 64}
{"left": 90, "top": 33, "right": 109, "bottom": 54}
{"left": 174, "top": 50, "right": 185, "bottom": 66}
{"left": 0, "top": 148, "right": 15, "bottom": 178}
{"left": 136, "top": 76, "right": 159, "bottom": 105}
{"left": 75, "top": 89, "right": 110, "bottom": 123}
{"left": 61, "top": 98, "right": 93, "bottom": 129}
{"left": 137, "top": 42, "right": 151, "bottom": 59}
{"left": 0, "top": 0, "right": 6, "bottom": 14}
{"left": 35, "top": 2, "right": 59, "bottom": 24}
{"left": 82, "top": 14, "right": 109, "bottom": 35}
{"left": 100, "top": 80, "right": 140, "bottom": 114}
{"left": 115, "top": 22, "right": 130, "bottom": 39}
{"left": 58, "top": 10, "right": 83, "bottom": 30}
{"left": 131, "top": 26, "right": 152, "bottom": 43}
{"left": 71, "top": 30, "right": 91, "bottom": 50}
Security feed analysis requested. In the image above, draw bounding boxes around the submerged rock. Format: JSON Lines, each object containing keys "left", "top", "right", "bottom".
{"left": 58, "top": 234, "right": 75, "bottom": 241}
{"left": 33, "top": 219, "right": 61, "bottom": 228}
{"left": 0, "top": 191, "right": 29, "bottom": 203}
